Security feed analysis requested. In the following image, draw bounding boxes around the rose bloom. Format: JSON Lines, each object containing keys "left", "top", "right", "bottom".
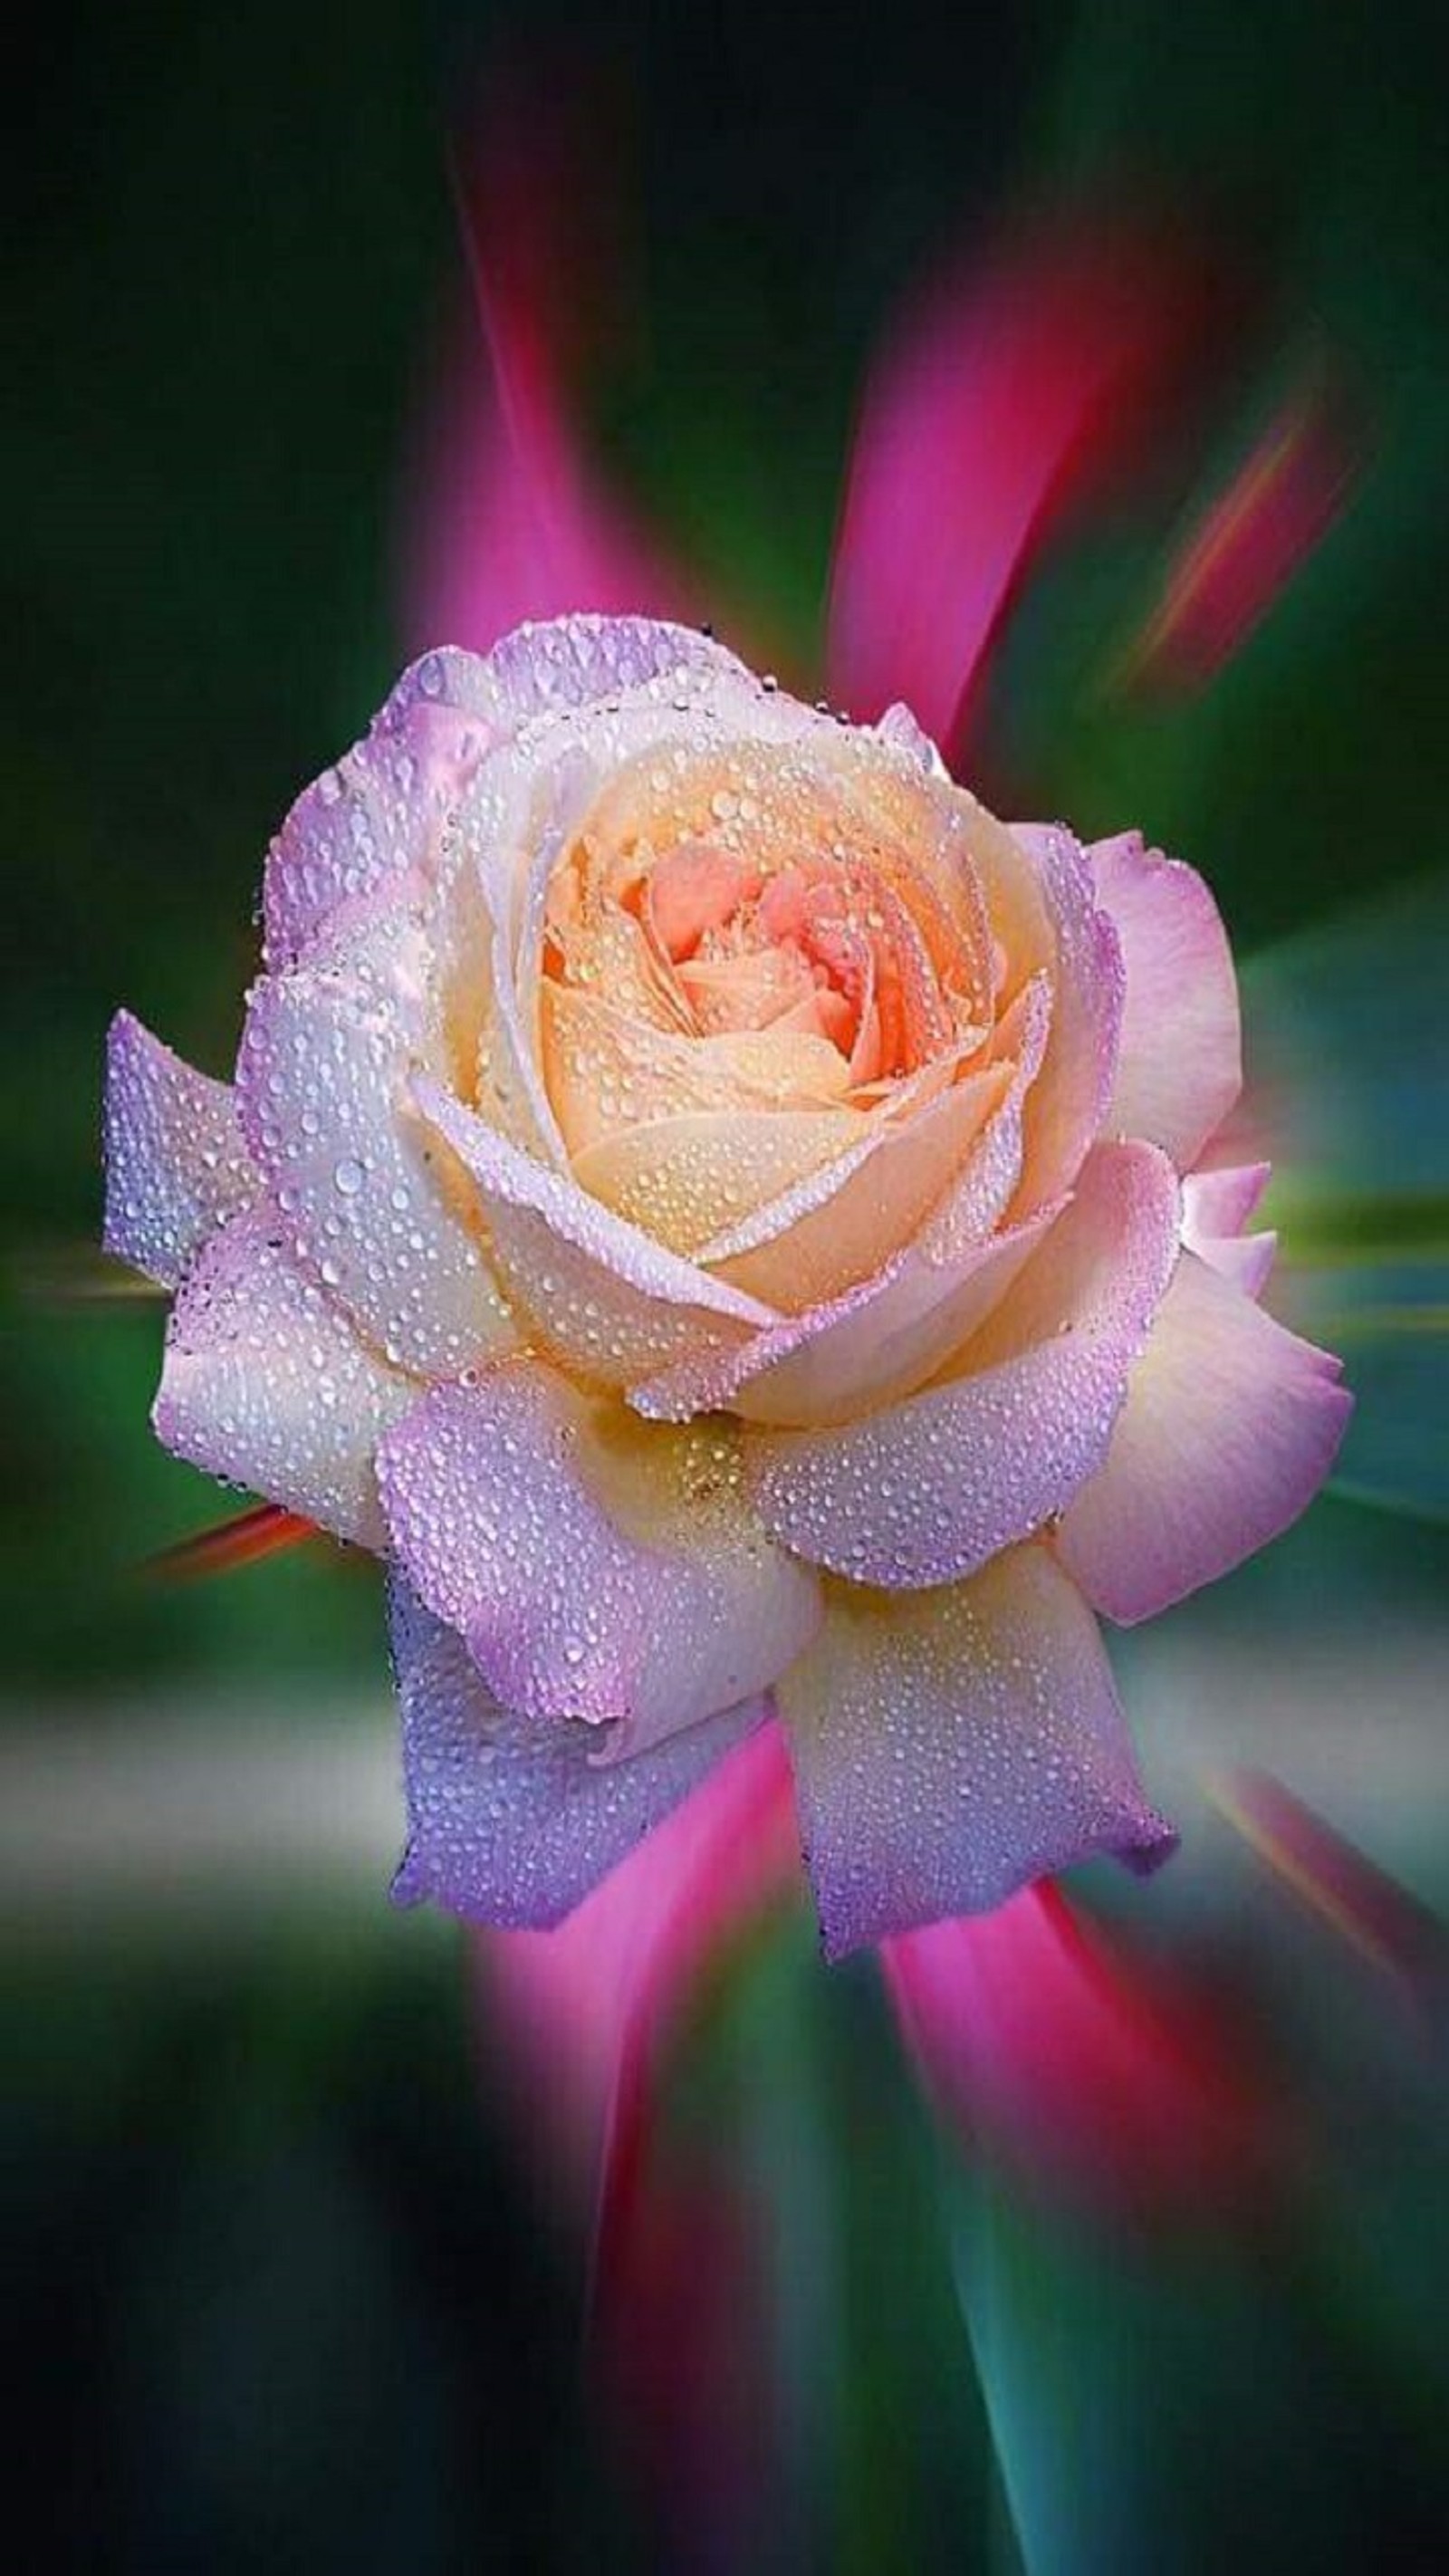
{"left": 104, "top": 615, "right": 1348, "bottom": 1957}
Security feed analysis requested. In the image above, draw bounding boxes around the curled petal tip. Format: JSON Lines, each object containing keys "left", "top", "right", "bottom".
{"left": 1123, "top": 1814, "right": 1182, "bottom": 1876}
{"left": 389, "top": 1845, "right": 428, "bottom": 1909}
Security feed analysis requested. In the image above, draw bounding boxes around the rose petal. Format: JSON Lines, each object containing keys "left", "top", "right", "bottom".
{"left": 102, "top": 1012, "right": 256, "bottom": 1288}
{"left": 630, "top": 985, "right": 1051, "bottom": 1426}
{"left": 873, "top": 702, "right": 948, "bottom": 775}
{"left": 1182, "top": 1159, "right": 1269, "bottom": 1237}
{"left": 237, "top": 892, "right": 518, "bottom": 1377}
{"left": 918, "top": 972, "right": 1053, "bottom": 1254}
{"left": 746, "top": 1141, "right": 1181, "bottom": 1588}
{"left": 152, "top": 1199, "right": 416, "bottom": 1544}
{"left": 635, "top": 1204, "right": 1060, "bottom": 1431}
{"left": 1183, "top": 1159, "right": 1276, "bottom": 1298}
{"left": 452, "top": 741, "right": 610, "bottom": 1165}
{"left": 389, "top": 1575, "right": 768, "bottom": 1929}
{"left": 573, "top": 1104, "right": 866, "bottom": 1256}
{"left": 467, "top": 657, "right": 833, "bottom": 948}
{"left": 411, "top": 1073, "right": 774, "bottom": 1387}
{"left": 376, "top": 1362, "right": 821, "bottom": 1760}
{"left": 484, "top": 613, "right": 762, "bottom": 723}
{"left": 1057, "top": 1249, "right": 1351, "bottom": 1623}
{"left": 703, "top": 1059, "right": 1012, "bottom": 1312}
{"left": 1001, "top": 825, "right": 1125, "bottom": 1207}
{"left": 1089, "top": 831, "right": 1241, "bottom": 1166}
{"left": 776, "top": 1547, "right": 1175, "bottom": 1958}
{"left": 1188, "top": 1229, "right": 1277, "bottom": 1299}
{"left": 263, "top": 658, "right": 499, "bottom": 969}
{"left": 542, "top": 983, "right": 852, "bottom": 1161}
{"left": 457, "top": 668, "right": 843, "bottom": 1153}
{"left": 265, "top": 620, "right": 769, "bottom": 1017}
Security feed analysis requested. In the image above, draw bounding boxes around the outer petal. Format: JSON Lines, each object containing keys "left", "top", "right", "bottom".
{"left": 477, "top": 613, "right": 753, "bottom": 730}
{"left": 376, "top": 1362, "right": 821, "bottom": 1760}
{"left": 262, "top": 663, "right": 497, "bottom": 969}
{"left": 264, "top": 622, "right": 762, "bottom": 975}
{"left": 1056, "top": 1249, "right": 1351, "bottom": 1623}
{"left": 746, "top": 1142, "right": 1181, "bottom": 1588}
{"left": 776, "top": 1549, "right": 1175, "bottom": 1959}
{"left": 389, "top": 1576, "right": 767, "bottom": 1929}
{"left": 237, "top": 895, "right": 519, "bottom": 1378}
{"left": 1182, "top": 1160, "right": 1276, "bottom": 1299}
{"left": 636, "top": 1204, "right": 1060, "bottom": 1431}
{"left": 412, "top": 1074, "right": 774, "bottom": 1387}
{"left": 1089, "top": 831, "right": 1241, "bottom": 1165}
{"left": 1003, "top": 825, "right": 1125, "bottom": 1209}
{"left": 1181, "top": 1160, "right": 1269, "bottom": 1239}
{"left": 1186, "top": 1229, "right": 1277, "bottom": 1300}
{"left": 102, "top": 1012, "right": 255, "bottom": 1288}
{"left": 152, "top": 1199, "right": 416, "bottom": 1545}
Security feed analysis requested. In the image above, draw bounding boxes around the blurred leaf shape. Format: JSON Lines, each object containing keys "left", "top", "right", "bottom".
{"left": 1114, "top": 366, "right": 1364, "bottom": 697}
{"left": 1236, "top": 873, "right": 1449, "bottom": 1519}
{"left": 11, "top": 1245, "right": 165, "bottom": 1305}
{"left": 826, "top": 216, "right": 1229, "bottom": 763}
{"left": 884, "top": 1885, "right": 1276, "bottom": 2222}
{"left": 147, "top": 1501, "right": 318, "bottom": 1582}
{"left": 403, "top": 64, "right": 694, "bottom": 658}
{"left": 1213, "top": 1768, "right": 1449, "bottom": 2023}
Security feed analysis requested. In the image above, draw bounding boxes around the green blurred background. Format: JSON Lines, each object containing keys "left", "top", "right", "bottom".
{"left": 5, "top": 2, "right": 1448, "bottom": 2567}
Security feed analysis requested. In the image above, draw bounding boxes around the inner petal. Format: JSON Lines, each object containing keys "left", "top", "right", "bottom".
{"left": 526, "top": 745, "right": 1003, "bottom": 1216}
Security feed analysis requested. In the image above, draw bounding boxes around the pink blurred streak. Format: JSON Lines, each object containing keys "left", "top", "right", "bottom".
{"left": 1118, "top": 372, "right": 1363, "bottom": 694}
{"left": 1214, "top": 1768, "right": 1447, "bottom": 2029}
{"left": 474, "top": 1723, "right": 796, "bottom": 2546}
{"left": 474, "top": 1721, "right": 796, "bottom": 2207}
{"left": 884, "top": 1884, "right": 1278, "bottom": 2218}
{"left": 826, "top": 219, "right": 1225, "bottom": 761}
{"left": 402, "top": 68, "right": 691, "bottom": 656}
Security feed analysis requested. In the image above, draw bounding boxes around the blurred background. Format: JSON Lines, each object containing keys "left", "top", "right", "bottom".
{"left": 5, "top": 0, "right": 1448, "bottom": 2567}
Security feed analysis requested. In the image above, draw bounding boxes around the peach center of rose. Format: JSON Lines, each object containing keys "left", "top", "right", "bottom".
{"left": 540, "top": 755, "right": 993, "bottom": 1110}
{"left": 642, "top": 838, "right": 958, "bottom": 1087}
{"left": 521, "top": 750, "right": 1008, "bottom": 1262}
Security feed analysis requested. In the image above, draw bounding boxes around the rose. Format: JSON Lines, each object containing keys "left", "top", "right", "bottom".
{"left": 104, "top": 613, "right": 1349, "bottom": 1957}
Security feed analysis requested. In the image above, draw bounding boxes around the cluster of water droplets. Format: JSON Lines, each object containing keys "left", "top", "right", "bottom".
{"left": 387, "top": 1573, "right": 762, "bottom": 1925}
{"left": 744, "top": 1142, "right": 1181, "bottom": 1589}
{"left": 781, "top": 1556, "right": 1163, "bottom": 1953}
{"left": 376, "top": 1369, "right": 818, "bottom": 1766}
{"left": 157, "top": 1206, "right": 414, "bottom": 1545}
{"left": 103, "top": 1014, "right": 256, "bottom": 1290}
